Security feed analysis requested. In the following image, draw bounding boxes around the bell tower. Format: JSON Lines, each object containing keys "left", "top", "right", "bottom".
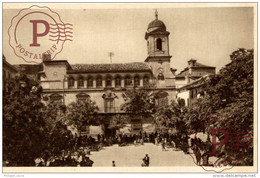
{"left": 145, "top": 10, "right": 172, "bottom": 84}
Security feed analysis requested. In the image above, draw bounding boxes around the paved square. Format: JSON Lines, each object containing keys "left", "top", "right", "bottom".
{"left": 89, "top": 143, "right": 195, "bottom": 167}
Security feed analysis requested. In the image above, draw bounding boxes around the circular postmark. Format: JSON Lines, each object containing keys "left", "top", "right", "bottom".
{"left": 187, "top": 114, "right": 252, "bottom": 173}
{"left": 8, "top": 5, "right": 73, "bottom": 64}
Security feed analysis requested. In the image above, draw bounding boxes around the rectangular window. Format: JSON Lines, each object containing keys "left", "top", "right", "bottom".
{"left": 158, "top": 97, "right": 168, "bottom": 107}
{"left": 104, "top": 99, "right": 114, "bottom": 113}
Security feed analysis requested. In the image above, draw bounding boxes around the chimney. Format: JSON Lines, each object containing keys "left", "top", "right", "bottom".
{"left": 42, "top": 53, "right": 51, "bottom": 62}
{"left": 188, "top": 59, "right": 197, "bottom": 67}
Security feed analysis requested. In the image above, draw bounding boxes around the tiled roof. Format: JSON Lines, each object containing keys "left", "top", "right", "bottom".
{"left": 176, "top": 67, "right": 188, "bottom": 77}
{"left": 176, "top": 62, "right": 215, "bottom": 77}
{"left": 193, "top": 62, "right": 215, "bottom": 68}
{"left": 69, "top": 62, "right": 152, "bottom": 73}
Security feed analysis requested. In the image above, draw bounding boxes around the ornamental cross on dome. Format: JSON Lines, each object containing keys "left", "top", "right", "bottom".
{"left": 155, "top": 9, "right": 158, "bottom": 20}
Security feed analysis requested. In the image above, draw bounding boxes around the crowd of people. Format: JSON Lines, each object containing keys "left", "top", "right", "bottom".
{"left": 189, "top": 136, "right": 212, "bottom": 166}
{"left": 35, "top": 130, "right": 212, "bottom": 167}
{"left": 75, "top": 131, "right": 190, "bottom": 153}
{"left": 35, "top": 149, "right": 94, "bottom": 167}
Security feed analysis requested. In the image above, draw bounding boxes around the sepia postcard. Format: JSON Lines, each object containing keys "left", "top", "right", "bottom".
{"left": 2, "top": 2, "right": 257, "bottom": 174}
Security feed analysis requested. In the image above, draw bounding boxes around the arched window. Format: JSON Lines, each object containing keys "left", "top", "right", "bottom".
{"left": 78, "top": 76, "right": 84, "bottom": 88}
{"left": 87, "top": 76, "right": 93, "bottom": 88}
{"left": 68, "top": 77, "right": 74, "bottom": 88}
{"left": 134, "top": 76, "right": 140, "bottom": 86}
{"left": 156, "top": 38, "right": 162, "bottom": 51}
{"left": 96, "top": 76, "right": 103, "bottom": 88}
{"left": 125, "top": 76, "right": 132, "bottom": 87}
{"left": 106, "top": 76, "right": 112, "bottom": 87}
{"left": 115, "top": 76, "right": 121, "bottom": 87}
{"left": 143, "top": 76, "right": 149, "bottom": 86}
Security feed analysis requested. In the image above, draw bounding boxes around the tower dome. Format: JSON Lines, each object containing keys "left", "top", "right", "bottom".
{"left": 147, "top": 10, "right": 166, "bottom": 32}
{"left": 148, "top": 19, "right": 166, "bottom": 31}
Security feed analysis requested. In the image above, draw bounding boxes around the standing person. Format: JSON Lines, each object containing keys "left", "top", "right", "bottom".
{"left": 162, "top": 141, "right": 166, "bottom": 151}
{"left": 97, "top": 134, "right": 101, "bottom": 142}
{"left": 144, "top": 154, "right": 150, "bottom": 167}
{"left": 112, "top": 161, "right": 116, "bottom": 167}
{"left": 195, "top": 147, "right": 202, "bottom": 165}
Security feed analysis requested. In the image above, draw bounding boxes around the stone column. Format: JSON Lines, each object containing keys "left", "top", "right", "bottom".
{"left": 74, "top": 80, "right": 78, "bottom": 89}
{"left": 121, "top": 79, "right": 125, "bottom": 88}
{"left": 140, "top": 78, "right": 143, "bottom": 87}
{"left": 93, "top": 78, "right": 96, "bottom": 88}
{"left": 112, "top": 78, "right": 115, "bottom": 87}
{"left": 84, "top": 79, "right": 87, "bottom": 88}
{"left": 102, "top": 79, "right": 106, "bottom": 88}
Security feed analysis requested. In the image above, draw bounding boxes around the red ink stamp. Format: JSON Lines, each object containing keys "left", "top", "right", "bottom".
{"left": 187, "top": 114, "right": 253, "bottom": 173}
{"left": 8, "top": 5, "right": 73, "bottom": 64}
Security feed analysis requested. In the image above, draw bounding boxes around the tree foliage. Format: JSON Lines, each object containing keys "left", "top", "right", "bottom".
{"left": 3, "top": 75, "right": 46, "bottom": 166}
{"left": 41, "top": 102, "right": 75, "bottom": 163}
{"left": 186, "top": 48, "right": 254, "bottom": 166}
{"left": 154, "top": 48, "right": 253, "bottom": 166}
{"left": 3, "top": 76, "right": 76, "bottom": 166}
{"left": 66, "top": 100, "right": 100, "bottom": 131}
{"left": 155, "top": 98, "right": 187, "bottom": 134}
{"left": 121, "top": 85, "right": 156, "bottom": 117}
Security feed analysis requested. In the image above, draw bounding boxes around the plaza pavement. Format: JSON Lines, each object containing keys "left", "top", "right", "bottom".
{"left": 88, "top": 143, "right": 196, "bottom": 167}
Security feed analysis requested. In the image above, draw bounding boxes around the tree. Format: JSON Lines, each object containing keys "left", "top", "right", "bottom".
{"left": 108, "top": 114, "right": 130, "bottom": 130}
{"left": 121, "top": 85, "right": 156, "bottom": 117}
{"left": 66, "top": 100, "right": 99, "bottom": 133}
{"left": 41, "top": 102, "right": 75, "bottom": 164}
{"left": 185, "top": 48, "right": 254, "bottom": 166}
{"left": 3, "top": 75, "right": 77, "bottom": 166}
{"left": 3, "top": 75, "right": 46, "bottom": 166}
{"left": 155, "top": 98, "right": 188, "bottom": 134}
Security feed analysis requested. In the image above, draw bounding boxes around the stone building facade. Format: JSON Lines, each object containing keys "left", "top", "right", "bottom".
{"left": 38, "top": 13, "right": 177, "bottom": 136}
{"left": 4, "top": 12, "right": 216, "bottom": 136}
{"left": 176, "top": 60, "right": 216, "bottom": 107}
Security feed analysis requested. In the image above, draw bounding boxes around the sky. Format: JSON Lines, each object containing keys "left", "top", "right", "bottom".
{"left": 3, "top": 3, "right": 254, "bottom": 73}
